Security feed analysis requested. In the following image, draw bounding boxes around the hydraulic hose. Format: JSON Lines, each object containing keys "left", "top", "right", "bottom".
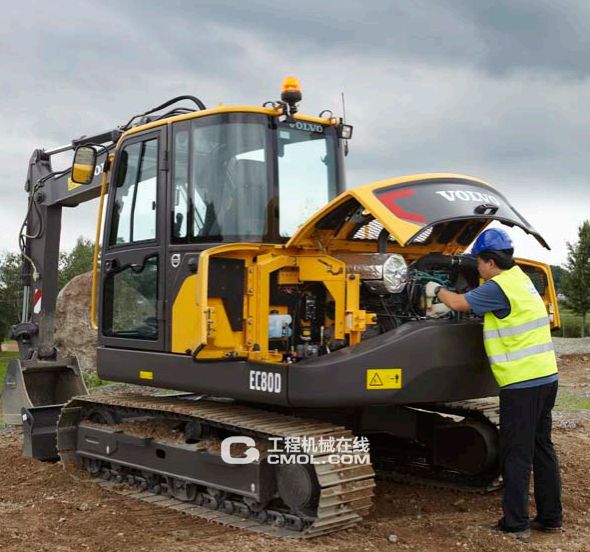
{"left": 412, "top": 252, "right": 477, "bottom": 272}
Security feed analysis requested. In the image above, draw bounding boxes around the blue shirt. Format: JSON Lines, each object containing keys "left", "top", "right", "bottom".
{"left": 463, "top": 280, "right": 558, "bottom": 389}
{"left": 464, "top": 280, "right": 510, "bottom": 319}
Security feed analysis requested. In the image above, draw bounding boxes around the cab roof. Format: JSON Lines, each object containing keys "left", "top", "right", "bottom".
{"left": 121, "top": 105, "right": 338, "bottom": 139}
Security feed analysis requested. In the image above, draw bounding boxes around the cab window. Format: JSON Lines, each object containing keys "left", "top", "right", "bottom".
{"left": 109, "top": 138, "right": 158, "bottom": 245}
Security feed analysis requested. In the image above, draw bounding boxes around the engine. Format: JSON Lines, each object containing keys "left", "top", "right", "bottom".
{"left": 269, "top": 252, "right": 481, "bottom": 362}
{"left": 356, "top": 252, "right": 480, "bottom": 333}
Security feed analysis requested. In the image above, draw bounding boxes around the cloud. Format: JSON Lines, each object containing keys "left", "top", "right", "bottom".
{"left": 1, "top": 0, "right": 588, "bottom": 267}
{"left": 455, "top": 0, "right": 590, "bottom": 78}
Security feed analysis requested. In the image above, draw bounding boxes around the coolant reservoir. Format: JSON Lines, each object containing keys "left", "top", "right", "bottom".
{"left": 333, "top": 253, "right": 408, "bottom": 295}
{"left": 269, "top": 313, "right": 293, "bottom": 339}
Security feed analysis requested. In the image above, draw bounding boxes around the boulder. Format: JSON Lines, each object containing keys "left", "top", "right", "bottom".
{"left": 55, "top": 272, "right": 97, "bottom": 372}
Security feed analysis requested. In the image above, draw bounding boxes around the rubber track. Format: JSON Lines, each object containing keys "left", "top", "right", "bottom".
{"left": 58, "top": 393, "right": 376, "bottom": 539}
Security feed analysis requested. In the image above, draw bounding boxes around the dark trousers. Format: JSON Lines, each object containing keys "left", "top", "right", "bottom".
{"left": 499, "top": 380, "right": 562, "bottom": 531}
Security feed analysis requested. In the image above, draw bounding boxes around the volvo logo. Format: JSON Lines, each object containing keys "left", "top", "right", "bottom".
{"left": 170, "top": 253, "right": 182, "bottom": 269}
{"left": 435, "top": 190, "right": 500, "bottom": 205}
{"left": 288, "top": 121, "right": 324, "bottom": 133}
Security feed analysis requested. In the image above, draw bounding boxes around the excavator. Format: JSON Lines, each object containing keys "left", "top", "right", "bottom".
{"left": 2, "top": 77, "right": 560, "bottom": 538}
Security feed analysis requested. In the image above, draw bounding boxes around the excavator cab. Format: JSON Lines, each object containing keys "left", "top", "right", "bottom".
{"left": 97, "top": 110, "right": 344, "bottom": 354}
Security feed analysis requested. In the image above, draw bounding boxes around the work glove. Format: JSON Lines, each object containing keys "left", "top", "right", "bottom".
{"left": 427, "top": 302, "right": 451, "bottom": 319}
{"left": 424, "top": 281, "right": 441, "bottom": 298}
{"left": 423, "top": 281, "right": 450, "bottom": 318}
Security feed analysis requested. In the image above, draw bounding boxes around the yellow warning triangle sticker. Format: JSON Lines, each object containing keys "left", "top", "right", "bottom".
{"left": 369, "top": 373, "right": 383, "bottom": 386}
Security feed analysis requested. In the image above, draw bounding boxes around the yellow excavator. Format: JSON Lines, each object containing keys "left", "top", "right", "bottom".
{"left": 2, "top": 78, "right": 559, "bottom": 538}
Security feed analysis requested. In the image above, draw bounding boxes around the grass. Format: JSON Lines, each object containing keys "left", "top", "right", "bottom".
{"left": 82, "top": 371, "right": 112, "bottom": 389}
{"left": 555, "top": 305, "right": 589, "bottom": 338}
{"left": 0, "top": 349, "right": 19, "bottom": 395}
{"left": 555, "top": 390, "right": 590, "bottom": 411}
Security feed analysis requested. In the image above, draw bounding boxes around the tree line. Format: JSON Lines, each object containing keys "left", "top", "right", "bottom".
{"left": 0, "top": 238, "right": 94, "bottom": 340}
{"left": 561, "top": 221, "right": 590, "bottom": 337}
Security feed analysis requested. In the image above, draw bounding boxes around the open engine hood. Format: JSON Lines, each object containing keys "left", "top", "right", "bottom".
{"left": 286, "top": 173, "right": 549, "bottom": 251}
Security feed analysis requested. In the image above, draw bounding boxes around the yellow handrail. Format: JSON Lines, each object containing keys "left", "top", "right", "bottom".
{"left": 90, "top": 164, "right": 110, "bottom": 330}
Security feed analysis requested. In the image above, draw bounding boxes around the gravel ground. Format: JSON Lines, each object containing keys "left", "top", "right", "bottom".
{"left": 553, "top": 337, "right": 590, "bottom": 356}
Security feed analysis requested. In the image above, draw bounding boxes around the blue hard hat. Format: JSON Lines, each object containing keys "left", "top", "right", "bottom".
{"left": 471, "top": 228, "right": 513, "bottom": 257}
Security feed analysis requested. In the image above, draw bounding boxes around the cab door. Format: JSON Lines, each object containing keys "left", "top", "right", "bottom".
{"left": 99, "top": 128, "right": 167, "bottom": 351}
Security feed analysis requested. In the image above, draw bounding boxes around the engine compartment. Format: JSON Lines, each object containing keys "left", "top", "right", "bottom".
{"left": 268, "top": 252, "right": 482, "bottom": 362}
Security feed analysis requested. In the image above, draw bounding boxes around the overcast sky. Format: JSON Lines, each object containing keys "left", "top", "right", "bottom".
{"left": 2, "top": 0, "right": 590, "bottom": 265}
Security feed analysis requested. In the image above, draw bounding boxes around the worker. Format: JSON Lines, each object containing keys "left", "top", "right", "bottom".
{"left": 425, "top": 228, "right": 562, "bottom": 541}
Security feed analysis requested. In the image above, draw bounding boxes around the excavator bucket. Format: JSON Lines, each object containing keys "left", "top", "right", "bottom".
{"left": 2, "top": 356, "right": 88, "bottom": 460}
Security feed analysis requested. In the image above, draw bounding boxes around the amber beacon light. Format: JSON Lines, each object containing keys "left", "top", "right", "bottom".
{"left": 280, "top": 76, "right": 302, "bottom": 115}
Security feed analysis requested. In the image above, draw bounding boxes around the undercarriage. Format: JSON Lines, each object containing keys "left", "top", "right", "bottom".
{"left": 48, "top": 392, "right": 500, "bottom": 538}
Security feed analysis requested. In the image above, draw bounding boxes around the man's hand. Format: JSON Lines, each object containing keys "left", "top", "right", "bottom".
{"left": 428, "top": 302, "right": 451, "bottom": 318}
{"left": 424, "top": 281, "right": 472, "bottom": 313}
{"left": 424, "top": 281, "right": 441, "bottom": 298}
{"left": 424, "top": 281, "right": 449, "bottom": 318}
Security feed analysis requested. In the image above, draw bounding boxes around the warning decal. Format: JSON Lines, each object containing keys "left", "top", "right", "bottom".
{"left": 33, "top": 288, "right": 42, "bottom": 314}
{"left": 366, "top": 369, "right": 402, "bottom": 390}
{"left": 67, "top": 177, "right": 82, "bottom": 192}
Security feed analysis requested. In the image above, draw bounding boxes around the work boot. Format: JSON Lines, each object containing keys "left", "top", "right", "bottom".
{"left": 530, "top": 518, "right": 562, "bottom": 533}
{"left": 492, "top": 519, "right": 531, "bottom": 541}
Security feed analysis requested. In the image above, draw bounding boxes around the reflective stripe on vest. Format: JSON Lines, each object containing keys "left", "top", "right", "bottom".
{"left": 483, "top": 266, "right": 558, "bottom": 387}
{"left": 487, "top": 341, "right": 554, "bottom": 364}
{"left": 483, "top": 315, "right": 549, "bottom": 339}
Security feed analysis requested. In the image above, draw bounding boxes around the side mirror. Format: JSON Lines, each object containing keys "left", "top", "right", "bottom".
{"left": 71, "top": 145, "right": 97, "bottom": 185}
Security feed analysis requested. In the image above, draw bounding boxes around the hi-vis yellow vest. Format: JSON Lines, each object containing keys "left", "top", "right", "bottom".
{"left": 484, "top": 266, "right": 557, "bottom": 387}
